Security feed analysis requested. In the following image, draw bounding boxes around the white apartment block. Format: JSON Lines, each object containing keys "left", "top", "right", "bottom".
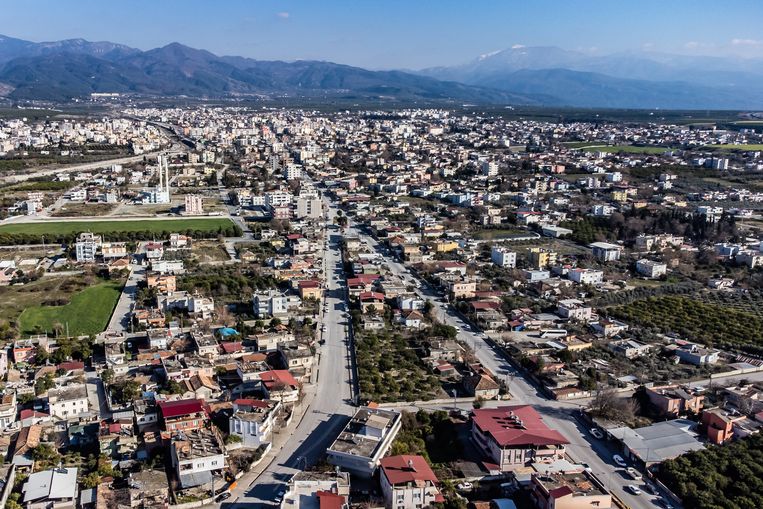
{"left": 75, "top": 232, "right": 102, "bottom": 263}
{"left": 491, "top": 247, "right": 517, "bottom": 268}
{"left": 636, "top": 259, "right": 668, "bottom": 278}
{"left": 567, "top": 268, "right": 603, "bottom": 285}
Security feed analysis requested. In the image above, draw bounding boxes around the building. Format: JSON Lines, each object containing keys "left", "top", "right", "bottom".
{"left": 327, "top": 406, "right": 402, "bottom": 477}
{"left": 22, "top": 468, "right": 78, "bottom": 509}
{"left": 608, "top": 419, "right": 704, "bottom": 467}
{"left": 184, "top": 194, "right": 203, "bottom": 215}
{"left": 635, "top": 259, "right": 667, "bottom": 278}
{"left": 280, "top": 471, "right": 350, "bottom": 509}
{"left": 47, "top": 384, "right": 89, "bottom": 420}
{"left": 491, "top": 247, "right": 517, "bottom": 268}
{"left": 379, "top": 455, "right": 444, "bottom": 509}
{"left": 252, "top": 290, "right": 302, "bottom": 318}
{"left": 589, "top": 242, "right": 622, "bottom": 262}
{"left": 556, "top": 299, "right": 592, "bottom": 322}
{"left": 295, "top": 195, "right": 323, "bottom": 219}
{"left": 158, "top": 399, "right": 208, "bottom": 432}
{"left": 531, "top": 466, "right": 611, "bottom": 509}
{"left": 567, "top": 268, "right": 603, "bottom": 285}
{"left": 541, "top": 225, "right": 573, "bottom": 238}
{"left": 170, "top": 428, "right": 226, "bottom": 489}
{"left": 607, "top": 339, "right": 651, "bottom": 359}
{"left": 75, "top": 232, "right": 102, "bottom": 263}
{"left": 100, "top": 242, "right": 128, "bottom": 259}
{"left": 482, "top": 160, "right": 499, "bottom": 177}
{"left": 646, "top": 385, "right": 704, "bottom": 417}
{"left": 471, "top": 405, "right": 568, "bottom": 471}
{"left": 528, "top": 248, "right": 557, "bottom": 269}
{"left": 674, "top": 342, "right": 720, "bottom": 365}
{"left": 228, "top": 399, "right": 281, "bottom": 449}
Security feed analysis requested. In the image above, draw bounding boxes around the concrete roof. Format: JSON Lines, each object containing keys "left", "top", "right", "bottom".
{"left": 23, "top": 468, "right": 78, "bottom": 502}
{"left": 610, "top": 419, "right": 704, "bottom": 463}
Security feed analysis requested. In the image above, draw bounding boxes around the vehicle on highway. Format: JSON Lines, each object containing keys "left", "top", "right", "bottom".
{"left": 215, "top": 492, "right": 231, "bottom": 502}
{"left": 613, "top": 454, "right": 627, "bottom": 467}
{"left": 456, "top": 482, "right": 473, "bottom": 491}
{"left": 625, "top": 485, "right": 642, "bottom": 495}
{"left": 658, "top": 499, "right": 674, "bottom": 509}
{"left": 626, "top": 467, "right": 642, "bottom": 480}
{"left": 589, "top": 428, "right": 604, "bottom": 439}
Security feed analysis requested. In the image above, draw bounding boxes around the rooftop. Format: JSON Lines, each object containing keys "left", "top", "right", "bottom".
{"left": 472, "top": 405, "right": 569, "bottom": 448}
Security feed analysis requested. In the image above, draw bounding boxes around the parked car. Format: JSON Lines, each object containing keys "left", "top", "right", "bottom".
{"left": 590, "top": 428, "right": 604, "bottom": 439}
{"left": 456, "top": 482, "right": 473, "bottom": 491}
{"left": 626, "top": 467, "right": 642, "bottom": 480}
{"left": 658, "top": 499, "right": 674, "bottom": 509}
{"left": 626, "top": 485, "right": 642, "bottom": 495}
{"left": 215, "top": 493, "right": 231, "bottom": 502}
{"left": 613, "top": 454, "right": 627, "bottom": 467}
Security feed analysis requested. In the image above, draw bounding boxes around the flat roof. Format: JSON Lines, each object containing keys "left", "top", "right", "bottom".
{"left": 610, "top": 419, "right": 704, "bottom": 463}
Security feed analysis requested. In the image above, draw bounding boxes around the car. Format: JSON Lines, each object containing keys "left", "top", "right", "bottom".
{"left": 645, "top": 483, "right": 659, "bottom": 495}
{"left": 589, "top": 428, "right": 604, "bottom": 439}
{"left": 658, "top": 500, "right": 674, "bottom": 509}
{"left": 276, "top": 489, "right": 286, "bottom": 500}
{"left": 626, "top": 467, "right": 642, "bottom": 480}
{"left": 625, "top": 485, "right": 642, "bottom": 495}
{"left": 215, "top": 492, "right": 231, "bottom": 502}
{"left": 613, "top": 454, "right": 627, "bottom": 467}
{"left": 456, "top": 482, "right": 473, "bottom": 491}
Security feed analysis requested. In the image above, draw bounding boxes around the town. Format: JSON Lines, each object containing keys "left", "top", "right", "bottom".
{"left": 0, "top": 104, "right": 762, "bottom": 509}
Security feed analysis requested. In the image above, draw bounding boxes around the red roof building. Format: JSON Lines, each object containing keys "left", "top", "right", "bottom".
{"left": 471, "top": 405, "right": 568, "bottom": 471}
{"left": 316, "top": 491, "right": 348, "bottom": 509}
{"left": 158, "top": 398, "right": 208, "bottom": 432}
{"left": 379, "top": 455, "right": 444, "bottom": 509}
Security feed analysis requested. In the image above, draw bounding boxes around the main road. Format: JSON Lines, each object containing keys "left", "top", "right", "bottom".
{"left": 342, "top": 219, "right": 667, "bottom": 509}
{"left": 229, "top": 201, "right": 356, "bottom": 507}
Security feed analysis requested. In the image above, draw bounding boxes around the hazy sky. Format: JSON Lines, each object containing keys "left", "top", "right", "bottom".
{"left": 2, "top": 0, "right": 763, "bottom": 68}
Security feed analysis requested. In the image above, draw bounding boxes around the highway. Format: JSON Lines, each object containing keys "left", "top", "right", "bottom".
{"left": 343, "top": 219, "right": 668, "bottom": 509}
{"left": 229, "top": 202, "right": 356, "bottom": 507}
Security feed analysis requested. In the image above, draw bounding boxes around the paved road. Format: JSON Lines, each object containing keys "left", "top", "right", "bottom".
{"left": 230, "top": 204, "right": 355, "bottom": 507}
{"left": 104, "top": 263, "right": 143, "bottom": 335}
{"left": 345, "top": 222, "right": 666, "bottom": 509}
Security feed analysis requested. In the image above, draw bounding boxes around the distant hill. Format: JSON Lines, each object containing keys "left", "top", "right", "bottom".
{"left": 0, "top": 36, "right": 542, "bottom": 104}
{"left": 419, "top": 46, "right": 763, "bottom": 109}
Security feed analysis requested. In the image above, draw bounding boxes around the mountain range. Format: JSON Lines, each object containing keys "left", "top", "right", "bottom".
{"left": 0, "top": 34, "right": 762, "bottom": 109}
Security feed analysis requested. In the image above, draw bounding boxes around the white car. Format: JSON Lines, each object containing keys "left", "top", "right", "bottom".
{"left": 613, "top": 454, "right": 627, "bottom": 467}
{"left": 626, "top": 485, "right": 642, "bottom": 496}
{"left": 589, "top": 428, "right": 604, "bottom": 439}
{"left": 456, "top": 482, "right": 473, "bottom": 491}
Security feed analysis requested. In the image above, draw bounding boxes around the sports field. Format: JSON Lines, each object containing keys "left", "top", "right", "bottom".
{"left": 0, "top": 217, "right": 235, "bottom": 236}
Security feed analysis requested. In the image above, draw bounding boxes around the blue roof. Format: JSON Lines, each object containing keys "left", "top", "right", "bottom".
{"left": 218, "top": 327, "right": 239, "bottom": 336}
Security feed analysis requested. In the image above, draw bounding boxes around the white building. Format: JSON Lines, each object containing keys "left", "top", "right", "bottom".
{"left": 327, "top": 406, "right": 402, "bottom": 477}
{"left": 75, "top": 232, "right": 102, "bottom": 263}
{"left": 252, "top": 290, "right": 302, "bottom": 318}
{"left": 379, "top": 455, "right": 443, "bottom": 509}
{"left": 590, "top": 242, "right": 622, "bottom": 262}
{"left": 481, "top": 160, "right": 499, "bottom": 177}
{"left": 184, "top": 194, "right": 203, "bottom": 215}
{"left": 556, "top": 299, "right": 593, "bottom": 321}
{"left": 636, "top": 259, "right": 668, "bottom": 278}
{"left": 47, "top": 384, "right": 89, "bottom": 420}
{"left": 23, "top": 468, "right": 79, "bottom": 509}
{"left": 295, "top": 195, "right": 323, "bottom": 219}
{"left": 228, "top": 399, "right": 281, "bottom": 449}
{"left": 567, "top": 268, "right": 603, "bottom": 285}
{"left": 491, "top": 247, "right": 517, "bottom": 268}
{"left": 170, "top": 428, "right": 226, "bottom": 489}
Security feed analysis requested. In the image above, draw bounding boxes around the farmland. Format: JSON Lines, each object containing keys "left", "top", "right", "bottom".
{"left": 18, "top": 279, "right": 123, "bottom": 336}
{"left": 575, "top": 144, "right": 675, "bottom": 154}
{"left": 610, "top": 295, "right": 763, "bottom": 355}
{"left": 704, "top": 144, "right": 763, "bottom": 151}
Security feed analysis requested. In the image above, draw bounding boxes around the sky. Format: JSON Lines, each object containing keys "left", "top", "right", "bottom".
{"left": 2, "top": 0, "right": 763, "bottom": 69}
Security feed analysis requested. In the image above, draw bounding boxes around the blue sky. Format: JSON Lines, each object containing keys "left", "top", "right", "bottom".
{"left": 2, "top": 0, "right": 763, "bottom": 68}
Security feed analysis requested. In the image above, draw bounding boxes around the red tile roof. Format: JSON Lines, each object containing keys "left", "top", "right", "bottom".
{"left": 259, "top": 370, "right": 299, "bottom": 389}
{"left": 359, "top": 292, "right": 385, "bottom": 301}
{"left": 220, "top": 341, "right": 243, "bottom": 353}
{"left": 380, "top": 455, "right": 438, "bottom": 486}
{"left": 472, "top": 405, "right": 568, "bottom": 447}
{"left": 158, "top": 399, "right": 206, "bottom": 419}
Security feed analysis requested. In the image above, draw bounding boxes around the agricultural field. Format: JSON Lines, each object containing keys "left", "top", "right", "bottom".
{"left": 610, "top": 295, "right": 763, "bottom": 355}
{"left": 694, "top": 290, "right": 763, "bottom": 319}
{"left": 191, "top": 240, "right": 231, "bottom": 263}
{"left": 354, "top": 326, "right": 445, "bottom": 403}
{"left": 18, "top": 278, "right": 123, "bottom": 336}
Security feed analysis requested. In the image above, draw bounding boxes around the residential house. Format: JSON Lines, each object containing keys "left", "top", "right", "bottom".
{"left": 379, "top": 455, "right": 444, "bottom": 509}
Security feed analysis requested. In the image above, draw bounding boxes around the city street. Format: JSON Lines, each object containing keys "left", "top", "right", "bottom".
{"left": 344, "top": 220, "right": 667, "bottom": 509}
{"left": 229, "top": 204, "right": 356, "bottom": 507}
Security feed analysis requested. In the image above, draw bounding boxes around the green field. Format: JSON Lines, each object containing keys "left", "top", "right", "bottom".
{"left": 704, "top": 144, "right": 763, "bottom": 151}
{"left": 19, "top": 279, "right": 123, "bottom": 336}
{"left": 0, "top": 218, "right": 235, "bottom": 236}
{"left": 576, "top": 145, "right": 674, "bottom": 154}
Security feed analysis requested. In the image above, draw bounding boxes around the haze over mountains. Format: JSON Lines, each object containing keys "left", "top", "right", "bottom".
{"left": 0, "top": 34, "right": 761, "bottom": 109}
